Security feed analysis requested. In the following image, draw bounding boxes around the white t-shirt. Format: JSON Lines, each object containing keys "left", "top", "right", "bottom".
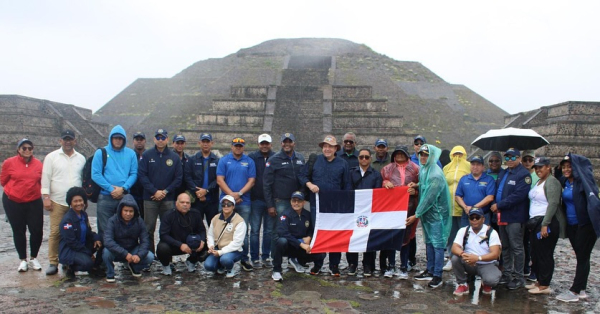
{"left": 453, "top": 224, "right": 501, "bottom": 265}
{"left": 529, "top": 180, "right": 548, "bottom": 218}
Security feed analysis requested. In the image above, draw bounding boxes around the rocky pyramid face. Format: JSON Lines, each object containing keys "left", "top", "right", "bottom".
{"left": 94, "top": 38, "right": 507, "bottom": 154}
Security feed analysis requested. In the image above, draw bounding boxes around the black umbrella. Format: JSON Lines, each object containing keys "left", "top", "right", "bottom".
{"left": 471, "top": 127, "right": 549, "bottom": 151}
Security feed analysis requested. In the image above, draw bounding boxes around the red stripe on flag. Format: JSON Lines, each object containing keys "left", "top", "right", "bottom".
{"left": 310, "top": 230, "right": 352, "bottom": 253}
{"left": 371, "top": 187, "right": 409, "bottom": 212}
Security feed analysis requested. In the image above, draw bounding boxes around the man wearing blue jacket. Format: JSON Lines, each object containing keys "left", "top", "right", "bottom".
{"left": 92, "top": 125, "right": 138, "bottom": 243}
{"left": 490, "top": 148, "right": 531, "bottom": 290}
{"left": 102, "top": 194, "right": 154, "bottom": 282}
{"left": 138, "top": 129, "right": 183, "bottom": 255}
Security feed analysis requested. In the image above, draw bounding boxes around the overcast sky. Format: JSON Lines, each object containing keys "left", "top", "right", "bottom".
{"left": 2, "top": 1, "right": 599, "bottom": 114}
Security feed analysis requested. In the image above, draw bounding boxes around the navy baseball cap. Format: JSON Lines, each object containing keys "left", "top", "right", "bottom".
{"left": 291, "top": 191, "right": 305, "bottom": 200}
{"left": 504, "top": 148, "right": 521, "bottom": 156}
{"left": 133, "top": 132, "right": 146, "bottom": 139}
{"left": 155, "top": 129, "right": 168, "bottom": 136}
{"left": 375, "top": 138, "right": 388, "bottom": 147}
{"left": 414, "top": 135, "right": 426, "bottom": 144}
{"left": 61, "top": 129, "right": 75, "bottom": 139}
{"left": 173, "top": 134, "right": 186, "bottom": 143}
{"left": 232, "top": 137, "right": 246, "bottom": 146}
{"left": 469, "top": 155, "right": 484, "bottom": 164}
{"left": 533, "top": 156, "right": 551, "bottom": 167}
{"left": 281, "top": 133, "right": 295, "bottom": 142}
{"left": 17, "top": 138, "right": 33, "bottom": 150}
{"left": 469, "top": 208, "right": 485, "bottom": 217}
{"left": 200, "top": 133, "right": 212, "bottom": 141}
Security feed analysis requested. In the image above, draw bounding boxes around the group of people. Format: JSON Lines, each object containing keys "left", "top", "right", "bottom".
{"left": 1, "top": 127, "right": 598, "bottom": 304}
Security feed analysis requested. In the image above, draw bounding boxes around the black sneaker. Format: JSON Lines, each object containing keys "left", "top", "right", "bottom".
{"left": 414, "top": 270, "right": 433, "bottom": 281}
{"left": 363, "top": 265, "right": 373, "bottom": 277}
{"left": 507, "top": 278, "right": 524, "bottom": 290}
{"left": 499, "top": 274, "right": 511, "bottom": 285}
{"left": 330, "top": 265, "right": 340, "bottom": 277}
{"left": 128, "top": 263, "right": 142, "bottom": 277}
{"left": 347, "top": 264, "right": 357, "bottom": 276}
{"left": 428, "top": 276, "right": 443, "bottom": 289}
{"left": 240, "top": 260, "right": 254, "bottom": 272}
{"left": 310, "top": 266, "right": 321, "bottom": 276}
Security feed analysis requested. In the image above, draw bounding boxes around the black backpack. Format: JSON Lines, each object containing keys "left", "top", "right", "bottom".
{"left": 82, "top": 148, "right": 107, "bottom": 203}
{"left": 462, "top": 225, "right": 494, "bottom": 250}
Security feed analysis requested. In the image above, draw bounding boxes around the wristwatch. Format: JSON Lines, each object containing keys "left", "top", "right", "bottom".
{"left": 478, "top": 255, "right": 482, "bottom": 261}
{"left": 238, "top": 192, "right": 243, "bottom": 197}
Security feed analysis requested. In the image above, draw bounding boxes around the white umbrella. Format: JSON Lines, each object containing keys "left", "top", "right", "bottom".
{"left": 471, "top": 127, "right": 550, "bottom": 151}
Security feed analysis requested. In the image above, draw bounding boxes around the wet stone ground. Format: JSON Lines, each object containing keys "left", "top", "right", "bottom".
{"left": 0, "top": 215, "right": 599, "bottom": 313}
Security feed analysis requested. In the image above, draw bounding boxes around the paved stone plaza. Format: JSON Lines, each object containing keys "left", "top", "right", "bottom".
{"left": 0, "top": 209, "right": 598, "bottom": 314}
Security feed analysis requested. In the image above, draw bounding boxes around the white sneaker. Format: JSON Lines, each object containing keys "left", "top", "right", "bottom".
{"left": 579, "top": 291, "right": 587, "bottom": 299}
{"left": 216, "top": 268, "right": 226, "bottom": 275}
{"left": 161, "top": 266, "right": 172, "bottom": 276}
{"left": 185, "top": 260, "right": 196, "bottom": 273}
{"left": 556, "top": 291, "right": 579, "bottom": 302}
{"left": 18, "top": 260, "right": 28, "bottom": 272}
{"left": 289, "top": 258, "right": 305, "bottom": 273}
{"left": 29, "top": 258, "right": 42, "bottom": 271}
{"left": 384, "top": 268, "right": 395, "bottom": 278}
{"left": 397, "top": 270, "right": 409, "bottom": 280}
{"left": 272, "top": 271, "right": 283, "bottom": 281}
{"left": 226, "top": 269, "right": 238, "bottom": 278}
{"left": 74, "top": 271, "right": 89, "bottom": 276}
{"left": 443, "top": 260, "right": 452, "bottom": 271}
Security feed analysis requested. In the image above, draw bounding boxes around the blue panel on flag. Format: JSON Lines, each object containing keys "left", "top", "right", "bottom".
{"left": 318, "top": 190, "right": 355, "bottom": 214}
{"left": 366, "top": 229, "right": 405, "bottom": 252}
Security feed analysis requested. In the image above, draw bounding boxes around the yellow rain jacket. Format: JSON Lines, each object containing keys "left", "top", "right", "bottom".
{"left": 443, "top": 146, "right": 471, "bottom": 217}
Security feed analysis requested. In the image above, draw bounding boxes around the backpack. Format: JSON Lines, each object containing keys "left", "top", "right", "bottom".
{"left": 462, "top": 225, "right": 494, "bottom": 250}
{"left": 82, "top": 148, "right": 107, "bottom": 203}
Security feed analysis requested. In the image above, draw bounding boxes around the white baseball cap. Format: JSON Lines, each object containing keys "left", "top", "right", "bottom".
{"left": 258, "top": 134, "right": 272, "bottom": 144}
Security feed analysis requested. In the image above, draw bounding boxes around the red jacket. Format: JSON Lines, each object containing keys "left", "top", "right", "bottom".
{"left": 1, "top": 155, "right": 43, "bottom": 203}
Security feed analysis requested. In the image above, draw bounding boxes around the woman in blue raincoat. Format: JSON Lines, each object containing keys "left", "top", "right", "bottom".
{"left": 406, "top": 144, "right": 451, "bottom": 288}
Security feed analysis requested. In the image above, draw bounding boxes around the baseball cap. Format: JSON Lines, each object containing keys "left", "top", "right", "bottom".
{"left": 522, "top": 150, "right": 536, "bottom": 158}
{"left": 232, "top": 137, "right": 245, "bottom": 146}
{"left": 504, "top": 148, "right": 521, "bottom": 156}
{"left": 560, "top": 155, "right": 570, "bottom": 165}
{"left": 533, "top": 156, "right": 551, "bottom": 167}
{"left": 414, "top": 135, "right": 427, "bottom": 144}
{"left": 17, "top": 138, "right": 33, "bottom": 150}
{"left": 291, "top": 191, "right": 305, "bottom": 200}
{"left": 173, "top": 134, "right": 186, "bottom": 143}
{"left": 258, "top": 134, "right": 272, "bottom": 144}
{"left": 220, "top": 195, "right": 236, "bottom": 205}
{"left": 200, "top": 133, "right": 212, "bottom": 141}
{"left": 375, "top": 138, "right": 388, "bottom": 147}
{"left": 281, "top": 133, "right": 295, "bottom": 142}
{"left": 469, "top": 208, "right": 485, "bottom": 217}
{"left": 61, "top": 129, "right": 75, "bottom": 139}
{"left": 418, "top": 145, "right": 430, "bottom": 155}
{"left": 155, "top": 129, "right": 168, "bottom": 136}
{"left": 133, "top": 132, "right": 146, "bottom": 139}
{"left": 469, "top": 155, "right": 484, "bottom": 164}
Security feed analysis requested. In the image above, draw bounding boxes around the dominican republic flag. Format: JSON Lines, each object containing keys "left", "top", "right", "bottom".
{"left": 310, "top": 187, "right": 409, "bottom": 253}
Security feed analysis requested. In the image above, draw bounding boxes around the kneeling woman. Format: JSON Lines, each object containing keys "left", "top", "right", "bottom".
{"left": 204, "top": 195, "right": 246, "bottom": 278}
{"left": 59, "top": 187, "right": 102, "bottom": 277}
{"left": 526, "top": 157, "right": 565, "bottom": 294}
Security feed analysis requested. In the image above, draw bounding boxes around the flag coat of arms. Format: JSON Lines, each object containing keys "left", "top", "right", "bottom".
{"left": 310, "top": 187, "right": 409, "bottom": 253}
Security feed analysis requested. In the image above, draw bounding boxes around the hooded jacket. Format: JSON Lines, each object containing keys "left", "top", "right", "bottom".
{"left": 443, "top": 146, "right": 471, "bottom": 216}
{"left": 103, "top": 194, "right": 150, "bottom": 259}
{"left": 92, "top": 125, "right": 138, "bottom": 194}
{"left": 1, "top": 153, "right": 42, "bottom": 203}
{"left": 563, "top": 154, "right": 600, "bottom": 237}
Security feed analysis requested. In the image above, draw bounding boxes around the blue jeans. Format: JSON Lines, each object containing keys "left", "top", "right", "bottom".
{"left": 102, "top": 246, "right": 154, "bottom": 278}
{"left": 400, "top": 245, "right": 410, "bottom": 270}
{"left": 204, "top": 251, "right": 243, "bottom": 272}
{"left": 446, "top": 216, "right": 462, "bottom": 256}
{"left": 234, "top": 204, "right": 251, "bottom": 262}
{"left": 250, "top": 200, "right": 273, "bottom": 261}
{"left": 426, "top": 243, "right": 445, "bottom": 277}
{"left": 270, "top": 199, "right": 293, "bottom": 253}
{"left": 97, "top": 194, "right": 121, "bottom": 235}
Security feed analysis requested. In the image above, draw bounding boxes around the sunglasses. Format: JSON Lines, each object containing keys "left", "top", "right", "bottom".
{"left": 221, "top": 202, "right": 234, "bottom": 208}
{"left": 522, "top": 157, "right": 534, "bottom": 163}
{"left": 232, "top": 138, "right": 245, "bottom": 144}
{"left": 155, "top": 135, "right": 167, "bottom": 141}
{"left": 469, "top": 215, "right": 482, "bottom": 221}
{"left": 414, "top": 142, "right": 424, "bottom": 146}
{"left": 20, "top": 146, "right": 33, "bottom": 151}
{"left": 489, "top": 159, "right": 501, "bottom": 163}
{"left": 505, "top": 156, "right": 518, "bottom": 161}
{"left": 343, "top": 140, "right": 354, "bottom": 144}
{"left": 358, "top": 155, "right": 370, "bottom": 160}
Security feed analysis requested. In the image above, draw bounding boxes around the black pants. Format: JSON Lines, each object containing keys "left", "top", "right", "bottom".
{"left": 409, "top": 237, "right": 417, "bottom": 265}
{"left": 529, "top": 217, "right": 559, "bottom": 286}
{"left": 2, "top": 193, "right": 43, "bottom": 260}
{"left": 523, "top": 227, "right": 532, "bottom": 273}
{"left": 272, "top": 238, "right": 325, "bottom": 272}
{"left": 193, "top": 201, "right": 219, "bottom": 226}
{"left": 347, "top": 252, "right": 375, "bottom": 269}
{"left": 156, "top": 241, "right": 199, "bottom": 266}
{"left": 566, "top": 223, "right": 597, "bottom": 293}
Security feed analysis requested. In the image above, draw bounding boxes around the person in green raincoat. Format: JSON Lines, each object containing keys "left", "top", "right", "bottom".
{"left": 407, "top": 144, "right": 452, "bottom": 288}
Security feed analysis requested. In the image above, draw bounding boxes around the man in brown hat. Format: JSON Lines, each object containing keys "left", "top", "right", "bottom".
{"left": 298, "top": 135, "right": 351, "bottom": 277}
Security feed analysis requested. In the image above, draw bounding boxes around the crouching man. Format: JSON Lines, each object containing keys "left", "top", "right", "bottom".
{"left": 271, "top": 191, "right": 325, "bottom": 281}
{"left": 103, "top": 194, "right": 154, "bottom": 282}
{"left": 451, "top": 208, "right": 502, "bottom": 296}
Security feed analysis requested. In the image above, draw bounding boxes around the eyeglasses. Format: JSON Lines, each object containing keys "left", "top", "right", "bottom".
{"left": 505, "top": 156, "right": 518, "bottom": 161}
{"left": 469, "top": 215, "right": 482, "bottom": 221}
{"left": 20, "top": 146, "right": 33, "bottom": 151}
{"left": 232, "top": 138, "right": 245, "bottom": 144}
{"left": 358, "top": 155, "right": 371, "bottom": 160}
{"left": 155, "top": 135, "right": 167, "bottom": 141}
{"left": 221, "top": 202, "right": 234, "bottom": 208}
{"left": 489, "top": 159, "right": 501, "bottom": 163}
{"left": 343, "top": 140, "right": 354, "bottom": 144}
{"left": 522, "top": 157, "right": 534, "bottom": 163}
{"left": 414, "top": 142, "right": 424, "bottom": 146}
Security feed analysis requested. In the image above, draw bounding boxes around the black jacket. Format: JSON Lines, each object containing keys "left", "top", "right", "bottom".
{"left": 138, "top": 145, "right": 183, "bottom": 201}
{"left": 495, "top": 164, "right": 531, "bottom": 223}
{"left": 104, "top": 194, "right": 150, "bottom": 259}
{"left": 59, "top": 208, "right": 101, "bottom": 266}
{"left": 184, "top": 151, "right": 220, "bottom": 203}
{"left": 248, "top": 150, "right": 275, "bottom": 201}
{"left": 350, "top": 166, "right": 383, "bottom": 190}
{"left": 160, "top": 208, "right": 206, "bottom": 248}
{"left": 263, "top": 150, "right": 305, "bottom": 208}
{"left": 277, "top": 208, "right": 313, "bottom": 249}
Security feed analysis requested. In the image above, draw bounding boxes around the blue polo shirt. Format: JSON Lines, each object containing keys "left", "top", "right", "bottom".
{"left": 455, "top": 172, "right": 496, "bottom": 214}
{"left": 216, "top": 152, "right": 256, "bottom": 206}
